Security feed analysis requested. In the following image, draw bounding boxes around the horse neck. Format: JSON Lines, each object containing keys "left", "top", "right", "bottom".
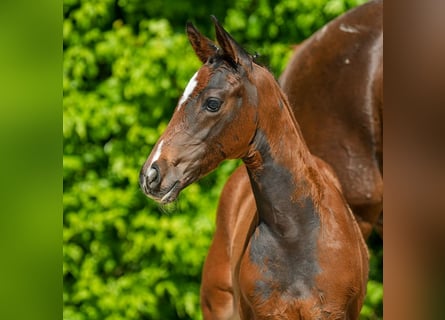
{"left": 243, "top": 65, "right": 322, "bottom": 239}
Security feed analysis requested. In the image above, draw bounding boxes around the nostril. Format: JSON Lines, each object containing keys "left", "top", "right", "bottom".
{"left": 146, "top": 165, "right": 161, "bottom": 190}
{"left": 147, "top": 167, "right": 158, "bottom": 184}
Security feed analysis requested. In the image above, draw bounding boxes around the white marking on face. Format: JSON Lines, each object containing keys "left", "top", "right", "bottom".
{"left": 339, "top": 23, "right": 359, "bottom": 34}
{"left": 344, "top": 58, "right": 350, "bottom": 64}
{"left": 178, "top": 71, "right": 199, "bottom": 110}
{"left": 149, "top": 140, "right": 164, "bottom": 168}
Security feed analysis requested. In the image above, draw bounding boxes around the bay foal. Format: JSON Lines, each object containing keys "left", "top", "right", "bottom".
{"left": 140, "top": 17, "right": 368, "bottom": 319}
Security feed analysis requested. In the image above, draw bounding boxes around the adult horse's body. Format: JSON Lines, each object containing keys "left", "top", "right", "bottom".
{"left": 280, "top": 0, "right": 383, "bottom": 240}
{"left": 140, "top": 16, "right": 368, "bottom": 319}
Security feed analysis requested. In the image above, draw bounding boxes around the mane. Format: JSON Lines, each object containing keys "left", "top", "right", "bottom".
{"left": 250, "top": 62, "right": 324, "bottom": 206}
{"left": 257, "top": 63, "right": 305, "bottom": 139}
{"left": 209, "top": 52, "right": 239, "bottom": 70}
{"left": 208, "top": 45, "right": 266, "bottom": 71}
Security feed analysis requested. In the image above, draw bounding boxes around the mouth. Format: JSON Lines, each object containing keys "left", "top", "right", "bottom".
{"left": 160, "top": 181, "right": 181, "bottom": 204}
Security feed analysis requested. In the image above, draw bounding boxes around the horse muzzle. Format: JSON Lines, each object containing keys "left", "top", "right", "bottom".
{"left": 139, "top": 161, "right": 186, "bottom": 204}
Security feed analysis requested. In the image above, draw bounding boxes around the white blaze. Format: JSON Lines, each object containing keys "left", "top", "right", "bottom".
{"left": 178, "top": 71, "right": 199, "bottom": 110}
{"left": 149, "top": 140, "right": 164, "bottom": 168}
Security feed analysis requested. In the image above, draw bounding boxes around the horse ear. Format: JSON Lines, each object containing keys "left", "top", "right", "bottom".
{"left": 211, "top": 15, "right": 252, "bottom": 69}
{"left": 186, "top": 22, "right": 218, "bottom": 63}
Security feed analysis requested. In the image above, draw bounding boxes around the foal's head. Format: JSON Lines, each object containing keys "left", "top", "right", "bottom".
{"left": 140, "top": 17, "right": 269, "bottom": 203}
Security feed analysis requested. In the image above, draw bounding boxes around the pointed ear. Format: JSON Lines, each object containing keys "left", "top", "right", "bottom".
{"left": 186, "top": 22, "right": 218, "bottom": 63}
{"left": 211, "top": 15, "right": 252, "bottom": 69}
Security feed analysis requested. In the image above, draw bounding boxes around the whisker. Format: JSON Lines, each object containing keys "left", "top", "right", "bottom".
{"left": 158, "top": 197, "right": 181, "bottom": 215}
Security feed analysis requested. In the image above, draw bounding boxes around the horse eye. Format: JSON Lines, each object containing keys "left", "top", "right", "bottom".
{"left": 204, "top": 98, "right": 222, "bottom": 112}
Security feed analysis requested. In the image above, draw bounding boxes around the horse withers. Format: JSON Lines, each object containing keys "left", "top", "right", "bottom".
{"left": 140, "top": 16, "right": 368, "bottom": 319}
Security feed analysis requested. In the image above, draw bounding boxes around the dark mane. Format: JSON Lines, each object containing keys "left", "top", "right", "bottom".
{"left": 208, "top": 53, "right": 239, "bottom": 71}
{"left": 208, "top": 47, "right": 266, "bottom": 71}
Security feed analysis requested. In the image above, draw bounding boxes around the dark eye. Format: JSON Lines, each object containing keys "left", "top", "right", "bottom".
{"left": 204, "top": 98, "right": 222, "bottom": 112}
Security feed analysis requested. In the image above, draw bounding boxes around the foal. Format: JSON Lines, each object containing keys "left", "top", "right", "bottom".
{"left": 139, "top": 17, "right": 368, "bottom": 319}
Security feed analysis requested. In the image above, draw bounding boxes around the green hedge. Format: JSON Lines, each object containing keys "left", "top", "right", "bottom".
{"left": 63, "top": 0, "right": 381, "bottom": 319}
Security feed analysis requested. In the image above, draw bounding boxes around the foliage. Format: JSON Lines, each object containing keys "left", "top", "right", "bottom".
{"left": 63, "top": 0, "right": 381, "bottom": 319}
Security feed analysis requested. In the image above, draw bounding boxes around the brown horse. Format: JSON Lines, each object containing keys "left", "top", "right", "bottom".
{"left": 280, "top": 0, "right": 383, "bottom": 240}
{"left": 140, "top": 16, "right": 368, "bottom": 319}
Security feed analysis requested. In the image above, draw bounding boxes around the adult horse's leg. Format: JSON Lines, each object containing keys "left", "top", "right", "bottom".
{"left": 201, "top": 234, "right": 236, "bottom": 320}
{"left": 201, "top": 166, "right": 254, "bottom": 320}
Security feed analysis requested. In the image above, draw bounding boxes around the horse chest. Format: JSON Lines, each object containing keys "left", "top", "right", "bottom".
{"left": 238, "top": 222, "right": 322, "bottom": 315}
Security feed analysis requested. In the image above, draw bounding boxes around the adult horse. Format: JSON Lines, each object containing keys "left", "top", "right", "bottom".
{"left": 140, "top": 16, "right": 368, "bottom": 320}
{"left": 280, "top": 0, "right": 383, "bottom": 240}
